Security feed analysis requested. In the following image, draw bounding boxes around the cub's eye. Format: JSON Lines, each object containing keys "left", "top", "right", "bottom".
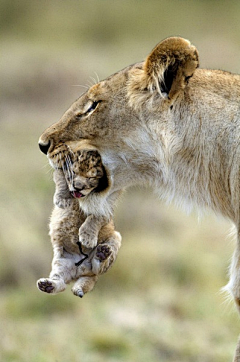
{"left": 76, "top": 101, "right": 100, "bottom": 119}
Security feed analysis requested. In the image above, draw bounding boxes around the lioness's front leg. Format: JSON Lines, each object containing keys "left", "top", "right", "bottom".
{"left": 233, "top": 336, "right": 240, "bottom": 362}
{"left": 228, "top": 239, "right": 240, "bottom": 312}
{"left": 79, "top": 214, "right": 108, "bottom": 248}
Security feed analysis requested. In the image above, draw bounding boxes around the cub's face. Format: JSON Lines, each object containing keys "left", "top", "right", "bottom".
{"left": 50, "top": 142, "right": 106, "bottom": 198}
{"left": 66, "top": 148, "right": 105, "bottom": 198}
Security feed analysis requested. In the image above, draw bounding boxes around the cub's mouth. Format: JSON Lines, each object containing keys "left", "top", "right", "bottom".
{"left": 71, "top": 190, "right": 84, "bottom": 199}
{"left": 70, "top": 188, "right": 93, "bottom": 199}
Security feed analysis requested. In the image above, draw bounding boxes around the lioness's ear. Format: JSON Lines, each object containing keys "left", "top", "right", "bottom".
{"left": 144, "top": 37, "right": 199, "bottom": 99}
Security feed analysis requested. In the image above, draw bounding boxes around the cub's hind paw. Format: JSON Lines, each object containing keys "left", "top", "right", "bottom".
{"left": 91, "top": 244, "right": 113, "bottom": 275}
{"left": 96, "top": 244, "right": 111, "bottom": 261}
{"left": 37, "top": 278, "right": 66, "bottom": 294}
{"left": 37, "top": 279, "right": 55, "bottom": 293}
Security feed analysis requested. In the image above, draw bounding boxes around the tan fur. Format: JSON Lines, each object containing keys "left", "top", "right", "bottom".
{"left": 39, "top": 36, "right": 240, "bottom": 356}
{"left": 37, "top": 143, "right": 121, "bottom": 297}
{"left": 234, "top": 337, "right": 240, "bottom": 362}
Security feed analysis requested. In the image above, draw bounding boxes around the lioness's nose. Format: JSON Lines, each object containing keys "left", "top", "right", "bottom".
{"left": 39, "top": 140, "right": 51, "bottom": 155}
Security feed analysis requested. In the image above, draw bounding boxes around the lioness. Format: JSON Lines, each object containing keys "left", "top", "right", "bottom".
{"left": 37, "top": 142, "right": 121, "bottom": 297}
{"left": 39, "top": 37, "right": 240, "bottom": 357}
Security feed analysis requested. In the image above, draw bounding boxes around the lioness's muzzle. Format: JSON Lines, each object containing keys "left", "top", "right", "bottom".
{"left": 39, "top": 140, "right": 51, "bottom": 155}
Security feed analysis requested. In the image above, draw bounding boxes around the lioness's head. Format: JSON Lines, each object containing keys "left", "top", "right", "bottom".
{"left": 39, "top": 37, "right": 199, "bottom": 192}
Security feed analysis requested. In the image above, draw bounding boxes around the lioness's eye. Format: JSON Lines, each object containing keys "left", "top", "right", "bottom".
{"left": 76, "top": 101, "right": 100, "bottom": 119}
{"left": 86, "top": 101, "right": 99, "bottom": 114}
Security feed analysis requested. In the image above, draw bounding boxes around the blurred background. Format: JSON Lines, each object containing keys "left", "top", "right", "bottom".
{"left": 1, "top": 1, "right": 240, "bottom": 361}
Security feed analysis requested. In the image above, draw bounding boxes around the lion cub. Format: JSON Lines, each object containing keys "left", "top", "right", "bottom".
{"left": 37, "top": 144, "right": 121, "bottom": 297}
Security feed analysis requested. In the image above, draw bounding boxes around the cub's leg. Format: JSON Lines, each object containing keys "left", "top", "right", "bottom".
{"left": 91, "top": 231, "right": 122, "bottom": 275}
{"left": 53, "top": 169, "right": 73, "bottom": 209}
{"left": 72, "top": 231, "right": 121, "bottom": 298}
{"left": 71, "top": 276, "right": 98, "bottom": 298}
{"left": 37, "top": 276, "right": 67, "bottom": 294}
{"left": 79, "top": 214, "right": 108, "bottom": 248}
{"left": 73, "top": 230, "right": 122, "bottom": 297}
{"left": 37, "top": 245, "right": 75, "bottom": 294}
{"left": 79, "top": 190, "right": 123, "bottom": 248}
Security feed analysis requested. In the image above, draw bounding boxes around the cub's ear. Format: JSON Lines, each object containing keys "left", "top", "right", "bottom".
{"left": 144, "top": 37, "right": 199, "bottom": 99}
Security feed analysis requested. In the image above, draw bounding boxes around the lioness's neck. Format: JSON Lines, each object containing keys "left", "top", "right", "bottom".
{"left": 141, "top": 69, "right": 240, "bottom": 222}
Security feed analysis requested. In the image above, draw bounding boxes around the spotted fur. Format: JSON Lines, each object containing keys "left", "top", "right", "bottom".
{"left": 37, "top": 142, "right": 121, "bottom": 297}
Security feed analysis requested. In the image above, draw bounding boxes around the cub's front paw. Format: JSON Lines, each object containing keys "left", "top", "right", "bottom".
{"left": 54, "top": 196, "right": 73, "bottom": 209}
{"left": 79, "top": 228, "right": 98, "bottom": 249}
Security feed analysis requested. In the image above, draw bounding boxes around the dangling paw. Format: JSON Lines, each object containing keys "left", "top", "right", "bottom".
{"left": 91, "top": 244, "right": 113, "bottom": 275}
{"left": 71, "top": 275, "right": 98, "bottom": 298}
{"left": 79, "top": 226, "right": 98, "bottom": 249}
{"left": 96, "top": 244, "right": 111, "bottom": 261}
{"left": 54, "top": 195, "right": 73, "bottom": 209}
{"left": 37, "top": 278, "right": 66, "bottom": 294}
{"left": 71, "top": 287, "right": 84, "bottom": 298}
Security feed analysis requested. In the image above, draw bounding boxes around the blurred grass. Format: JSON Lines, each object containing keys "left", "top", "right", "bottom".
{"left": 1, "top": 0, "right": 240, "bottom": 361}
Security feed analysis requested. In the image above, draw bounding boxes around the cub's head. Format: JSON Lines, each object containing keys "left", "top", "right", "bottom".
{"left": 39, "top": 37, "right": 199, "bottom": 191}
{"left": 67, "top": 147, "right": 107, "bottom": 198}
{"left": 51, "top": 142, "right": 108, "bottom": 198}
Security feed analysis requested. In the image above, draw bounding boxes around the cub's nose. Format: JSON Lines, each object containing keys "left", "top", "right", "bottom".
{"left": 39, "top": 140, "right": 51, "bottom": 155}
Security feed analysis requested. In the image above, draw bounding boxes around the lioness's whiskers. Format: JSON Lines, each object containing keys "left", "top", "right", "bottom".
{"left": 72, "top": 75, "right": 99, "bottom": 91}
{"left": 94, "top": 71, "right": 100, "bottom": 84}
{"left": 72, "top": 85, "right": 89, "bottom": 90}
{"left": 89, "top": 75, "right": 98, "bottom": 85}
{"left": 86, "top": 81, "right": 93, "bottom": 89}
